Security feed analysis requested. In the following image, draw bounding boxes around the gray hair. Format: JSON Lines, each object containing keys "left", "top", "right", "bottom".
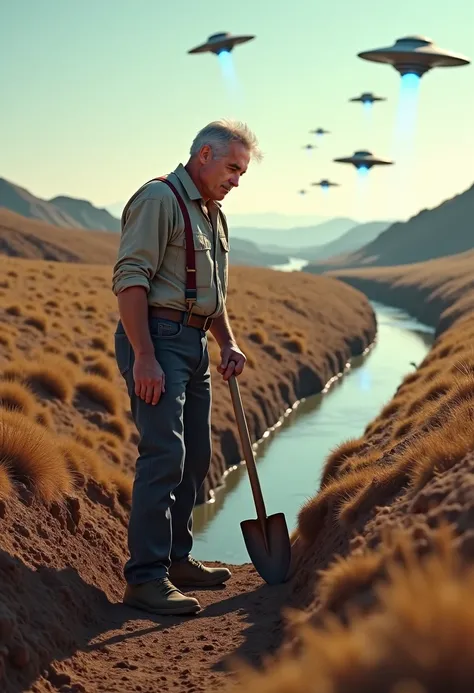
{"left": 190, "top": 119, "right": 263, "bottom": 162}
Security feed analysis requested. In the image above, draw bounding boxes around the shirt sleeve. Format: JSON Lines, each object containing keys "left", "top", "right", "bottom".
{"left": 111, "top": 191, "right": 174, "bottom": 295}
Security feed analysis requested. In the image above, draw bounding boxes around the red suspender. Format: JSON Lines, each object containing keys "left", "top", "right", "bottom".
{"left": 154, "top": 176, "right": 197, "bottom": 316}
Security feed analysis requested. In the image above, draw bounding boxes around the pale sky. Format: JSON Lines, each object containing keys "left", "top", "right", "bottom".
{"left": 1, "top": 0, "right": 473, "bottom": 224}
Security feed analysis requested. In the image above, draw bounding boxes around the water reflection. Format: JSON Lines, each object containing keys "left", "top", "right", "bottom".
{"left": 192, "top": 302, "right": 435, "bottom": 564}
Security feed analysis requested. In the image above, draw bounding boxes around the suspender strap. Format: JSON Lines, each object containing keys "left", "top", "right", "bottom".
{"left": 154, "top": 176, "right": 197, "bottom": 318}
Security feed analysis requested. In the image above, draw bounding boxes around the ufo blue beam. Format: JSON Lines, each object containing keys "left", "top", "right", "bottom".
{"left": 188, "top": 31, "right": 255, "bottom": 56}
{"left": 358, "top": 35, "right": 471, "bottom": 78}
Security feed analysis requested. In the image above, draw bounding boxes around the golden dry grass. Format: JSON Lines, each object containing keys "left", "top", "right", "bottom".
{"left": 233, "top": 525, "right": 474, "bottom": 693}
{"left": 236, "top": 253, "right": 474, "bottom": 692}
{"left": 0, "top": 252, "right": 374, "bottom": 514}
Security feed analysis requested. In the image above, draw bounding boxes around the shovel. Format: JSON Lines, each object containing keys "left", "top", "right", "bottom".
{"left": 228, "top": 375, "right": 292, "bottom": 585}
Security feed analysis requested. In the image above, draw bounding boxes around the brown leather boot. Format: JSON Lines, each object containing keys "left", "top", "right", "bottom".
{"left": 123, "top": 577, "right": 201, "bottom": 615}
{"left": 169, "top": 556, "right": 232, "bottom": 587}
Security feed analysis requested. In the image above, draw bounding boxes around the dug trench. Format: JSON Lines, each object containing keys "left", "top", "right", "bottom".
{"left": 0, "top": 259, "right": 377, "bottom": 692}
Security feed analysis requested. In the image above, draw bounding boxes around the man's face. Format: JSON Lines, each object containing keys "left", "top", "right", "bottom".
{"left": 198, "top": 141, "right": 250, "bottom": 202}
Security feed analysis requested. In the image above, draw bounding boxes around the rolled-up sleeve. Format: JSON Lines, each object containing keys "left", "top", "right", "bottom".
{"left": 111, "top": 191, "right": 173, "bottom": 295}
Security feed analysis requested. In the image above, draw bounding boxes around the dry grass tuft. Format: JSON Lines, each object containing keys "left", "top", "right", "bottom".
{"left": 5, "top": 304, "right": 22, "bottom": 317}
{"left": 320, "top": 437, "right": 369, "bottom": 486}
{"left": 1, "top": 357, "right": 76, "bottom": 402}
{"left": 83, "top": 355, "right": 115, "bottom": 381}
{"left": 282, "top": 336, "right": 307, "bottom": 354}
{"left": 90, "top": 336, "right": 108, "bottom": 351}
{"left": 0, "top": 381, "right": 37, "bottom": 417}
{"left": 75, "top": 376, "right": 120, "bottom": 415}
{"left": 0, "top": 332, "right": 14, "bottom": 350}
{"left": 298, "top": 467, "right": 376, "bottom": 544}
{"left": 24, "top": 311, "right": 48, "bottom": 333}
{"left": 318, "top": 549, "right": 385, "bottom": 613}
{"left": 399, "top": 406, "right": 474, "bottom": 494}
{"left": 0, "top": 410, "right": 73, "bottom": 502}
{"left": 0, "top": 464, "right": 13, "bottom": 499}
{"left": 248, "top": 329, "right": 267, "bottom": 345}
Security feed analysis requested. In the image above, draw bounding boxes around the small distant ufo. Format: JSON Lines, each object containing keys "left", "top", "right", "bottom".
{"left": 333, "top": 150, "right": 393, "bottom": 170}
{"left": 302, "top": 144, "right": 316, "bottom": 150}
{"left": 188, "top": 31, "right": 255, "bottom": 56}
{"left": 312, "top": 179, "right": 340, "bottom": 188}
{"left": 298, "top": 189, "right": 307, "bottom": 195}
{"left": 358, "top": 35, "right": 471, "bottom": 78}
{"left": 310, "top": 128, "right": 330, "bottom": 135}
{"left": 350, "top": 92, "right": 386, "bottom": 104}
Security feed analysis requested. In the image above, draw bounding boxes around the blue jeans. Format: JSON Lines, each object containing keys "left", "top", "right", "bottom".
{"left": 114, "top": 317, "right": 212, "bottom": 585}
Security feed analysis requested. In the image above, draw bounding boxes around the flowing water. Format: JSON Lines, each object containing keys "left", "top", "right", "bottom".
{"left": 191, "top": 301, "right": 435, "bottom": 564}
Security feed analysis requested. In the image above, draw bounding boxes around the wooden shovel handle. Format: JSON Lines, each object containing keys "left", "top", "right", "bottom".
{"left": 228, "top": 375, "right": 268, "bottom": 523}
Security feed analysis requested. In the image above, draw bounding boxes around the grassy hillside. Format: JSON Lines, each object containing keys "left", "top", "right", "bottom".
{"left": 0, "top": 255, "right": 375, "bottom": 504}
{"left": 305, "top": 182, "right": 474, "bottom": 272}
{"left": 0, "top": 255, "right": 375, "bottom": 690}
{"left": 231, "top": 252, "right": 474, "bottom": 693}
{"left": 0, "top": 208, "right": 289, "bottom": 268}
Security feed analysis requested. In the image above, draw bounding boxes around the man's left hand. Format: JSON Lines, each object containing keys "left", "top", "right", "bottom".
{"left": 217, "top": 342, "right": 246, "bottom": 381}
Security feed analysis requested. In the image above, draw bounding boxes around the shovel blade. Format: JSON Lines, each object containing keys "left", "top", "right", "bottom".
{"left": 240, "top": 512, "right": 292, "bottom": 585}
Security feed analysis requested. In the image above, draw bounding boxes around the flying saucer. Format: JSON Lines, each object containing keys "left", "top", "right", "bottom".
{"left": 310, "top": 128, "right": 330, "bottom": 135}
{"left": 188, "top": 31, "right": 255, "bottom": 56}
{"left": 311, "top": 179, "right": 339, "bottom": 188}
{"left": 357, "top": 35, "right": 471, "bottom": 77}
{"left": 298, "top": 189, "right": 307, "bottom": 195}
{"left": 333, "top": 150, "right": 393, "bottom": 170}
{"left": 350, "top": 92, "right": 386, "bottom": 104}
{"left": 302, "top": 144, "right": 316, "bottom": 150}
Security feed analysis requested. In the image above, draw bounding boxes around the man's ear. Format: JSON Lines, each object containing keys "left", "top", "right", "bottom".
{"left": 199, "top": 144, "right": 212, "bottom": 164}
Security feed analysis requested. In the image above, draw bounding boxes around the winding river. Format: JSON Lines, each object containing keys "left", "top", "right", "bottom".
{"left": 191, "top": 290, "right": 435, "bottom": 565}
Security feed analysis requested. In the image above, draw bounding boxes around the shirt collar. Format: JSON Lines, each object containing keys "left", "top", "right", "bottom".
{"left": 173, "top": 163, "right": 222, "bottom": 208}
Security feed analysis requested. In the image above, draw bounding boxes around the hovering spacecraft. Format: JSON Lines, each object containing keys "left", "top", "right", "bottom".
{"left": 333, "top": 150, "right": 393, "bottom": 170}
{"left": 188, "top": 31, "right": 255, "bottom": 56}
{"left": 302, "top": 144, "right": 316, "bottom": 150}
{"left": 312, "top": 179, "right": 339, "bottom": 188}
{"left": 310, "top": 128, "right": 330, "bottom": 135}
{"left": 357, "top": 35, "right": 471, "bottom": 78}
{"left": 297, "top": 189, "right": 308, "bottom": 195}
{"left": 350, "top": 92, "right": 386, "bottom": 105}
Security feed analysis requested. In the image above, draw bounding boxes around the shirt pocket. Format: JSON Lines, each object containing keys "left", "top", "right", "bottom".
{"left": 171, "top": 231, "right": 214, "bottom": 289}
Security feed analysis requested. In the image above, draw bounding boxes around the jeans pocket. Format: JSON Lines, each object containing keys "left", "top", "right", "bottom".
{"left": 114, "top": 334, "right": 132, "bottom": 375}
{"left": 149, "top": 318, "right": 183, "bottom": 339}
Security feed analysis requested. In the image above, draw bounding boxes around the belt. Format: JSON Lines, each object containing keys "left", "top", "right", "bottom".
{"left": 149, "top": 306, "right": 214, "bottom": 331}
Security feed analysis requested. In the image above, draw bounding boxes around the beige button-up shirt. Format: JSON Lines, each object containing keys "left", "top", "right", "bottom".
{"left": 111, "top": 164, "right": 230, "bottom": 318}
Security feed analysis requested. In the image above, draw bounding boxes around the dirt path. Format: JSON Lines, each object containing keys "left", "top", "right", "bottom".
{"left": 29, "top": 563, "right": 291, "bottom": 693}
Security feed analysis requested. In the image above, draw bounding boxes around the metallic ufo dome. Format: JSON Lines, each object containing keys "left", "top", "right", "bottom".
{"left": 188, "top": 31, "right": 255, "bottom": 55}
{"left": 333, "top": 150, "right": 394, "bottom": 168}
{"left": 358, "top": 35, "right": 471, "bottom": 76}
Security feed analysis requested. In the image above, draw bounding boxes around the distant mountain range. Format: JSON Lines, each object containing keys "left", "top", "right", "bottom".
{"left": 305, "top": 182, "right": 474, "bottom": 274}
{"left": 0, "top": 176, "right": 397, "bottom": 269}
{"left": 0, "top": 177, "right": 120, "bottom": 232}
{"left": 294, "top": 221, "right": 392, "bottom": 262}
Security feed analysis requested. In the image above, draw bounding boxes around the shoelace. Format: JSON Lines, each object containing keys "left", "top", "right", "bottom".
{"left": 186, "top": 556, "right": 206, "bottom": 571}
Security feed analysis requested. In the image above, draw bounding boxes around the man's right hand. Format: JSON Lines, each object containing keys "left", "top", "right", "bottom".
{"left": 133, "top": 354, "right": 166, "bottom": 405}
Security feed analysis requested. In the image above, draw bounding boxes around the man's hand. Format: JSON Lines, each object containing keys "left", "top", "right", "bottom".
{"left": 217, "top": 342, "right": 246, "bottom": 381}
{"left": 133, "top": 354, "right": 166, "bottom": 405}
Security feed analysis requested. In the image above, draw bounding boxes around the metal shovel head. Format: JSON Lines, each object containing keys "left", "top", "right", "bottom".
{"left": 240, "top": 512, "right": 292, "bottom": 585}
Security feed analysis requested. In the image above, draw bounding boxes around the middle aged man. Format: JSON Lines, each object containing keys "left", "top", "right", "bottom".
{"left": 112, "top": 119, "right": 262, "bottom": 615}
